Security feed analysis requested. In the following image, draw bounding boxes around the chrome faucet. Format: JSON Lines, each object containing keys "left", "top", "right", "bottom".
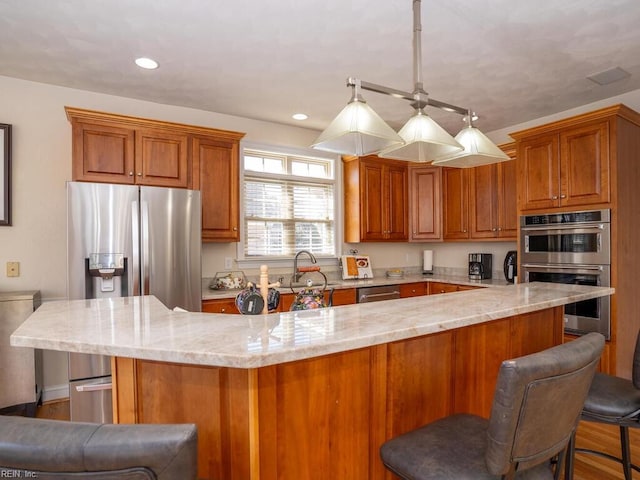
{"left": 293, "top": 250, "right": 317, "bottom": 283}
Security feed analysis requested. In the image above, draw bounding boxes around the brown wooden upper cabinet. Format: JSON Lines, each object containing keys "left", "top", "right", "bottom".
{"left": 469, "top": 143, "right": 517, "bottom": 240}
{"left": 66, "top": 107, "right": 245, "bottom": 242}
{"left": 513, "top": 117, "right": 610, "bottom": 211}
{"left": 442, "top": 167, "right": 470, "bottom": 240}
{"left": 408, "top": 165, "right": 442, "bottom": 241}
{"left": 343, "top": 155, "right": 408, "bottom": 242}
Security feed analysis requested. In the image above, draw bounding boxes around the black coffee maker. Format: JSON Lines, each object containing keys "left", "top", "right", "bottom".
{"left": 469, "top": 253, "right": 492, "bottom": 280}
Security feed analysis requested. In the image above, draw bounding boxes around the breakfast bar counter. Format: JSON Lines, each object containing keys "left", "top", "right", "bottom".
{"left": 11, "top": 283, "right": 613, "bottom": 480}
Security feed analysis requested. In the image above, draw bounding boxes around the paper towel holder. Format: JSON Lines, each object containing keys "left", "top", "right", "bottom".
{"left": 423, "top": 250, "right": 433, "bottom": 275}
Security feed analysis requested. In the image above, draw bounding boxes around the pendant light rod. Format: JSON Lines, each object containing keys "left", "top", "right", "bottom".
{"left": 413, "top": 0, "right": 424, "bottom": 95}
{"left": 345, "top": 77, "right": 470, "bottom": 117}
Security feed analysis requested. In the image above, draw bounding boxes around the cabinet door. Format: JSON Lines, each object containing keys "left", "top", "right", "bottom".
{"left": 360, "top": 160, "right": 386, "bottom": 241}
{"left": 135, "top": 128, "right": 189, "bottom": 188}
{"left": 497, "top": 159, "right": 517, "bottom": 239}
{"left": 470, "top": 164, "right": 497, "bottom": 239}
{"left": 560, "top": 119, "right": 610, "bottom": 207}
{"left": 71, "top": 122, "right": 135, "bottom": 184}
{"left": 192, "top": 136, "right": 240, "bottom": 242}
{"left": 386, "top": 164, "right": 409, "bottom": 241}
{"left": 442, "top": 168, "right": 469, "bottom": 239}
{"left": 409, "top": 166, "right": 442, "bottom": 241}
{"left": 517, "top": 133, "right": 560, "bottom": 211}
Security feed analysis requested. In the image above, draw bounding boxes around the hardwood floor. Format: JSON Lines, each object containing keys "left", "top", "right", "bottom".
{"left": 34, "top": 399, "right": 638, "bottom": 478}
{"left": 36, "top": 398, "right": 70, "bottom": 421}
{"left": 573, "top": 421, "right": 640, "bottom": 480}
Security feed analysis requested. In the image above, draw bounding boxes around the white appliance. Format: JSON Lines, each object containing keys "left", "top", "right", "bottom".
{"left": 66, "top": 182, "right": 202, "bottom": 422}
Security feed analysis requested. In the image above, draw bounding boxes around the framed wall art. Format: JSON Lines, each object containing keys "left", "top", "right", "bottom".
{"left": 1, "top": 123, "right": 11, "bottom": 226}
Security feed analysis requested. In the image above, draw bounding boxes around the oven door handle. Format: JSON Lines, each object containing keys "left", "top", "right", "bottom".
{"left": 521, "top": 263, "right": 604, "bottom": 271}
{"left": 521, "top": 224, "right": 606, "bottom": 232}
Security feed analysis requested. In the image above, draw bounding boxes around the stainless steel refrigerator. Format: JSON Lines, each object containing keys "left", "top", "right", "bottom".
{"left": 66, "top": 181, "right": 201, "bottom": 423}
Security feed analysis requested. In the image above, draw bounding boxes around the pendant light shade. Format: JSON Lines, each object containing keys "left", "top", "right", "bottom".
{"left": 378, "top": 110, "right": 463, "bottom": 162}
{"left": 311, "top": 97, "right": 403, "bottom": 156}
{"left": 431, "top": 125, "right": 510, "bottom": 168}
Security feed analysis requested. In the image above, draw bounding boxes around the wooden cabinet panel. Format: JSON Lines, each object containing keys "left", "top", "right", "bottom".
{"left": 454, "top": 318, "right": 511, "bottom": 416}
{"left": 428, "top": 282, "right": 479, "bottom": 295}
{"left": 71, "top": 121, "right": 135, "bottom": 184}
{"left": 408, "top": 165, "right": 442, "bottom": 241}
{"left": 517, "top": 133, "right": 559, "bottom": 211}
{"left": 192, "top": 136, "right": 240, "bottom": 242}
{"left": 135, "top": 128, "right": 189, "bottom": 188}
{"left": 442, "top": 167, "right": 469, "bottom": 239}
{"left": 343, "top": 156, "right": 408, "bottom": 242}
{"left": 470, "top": 163, "right": 497, "bottom": 238}
{"left": 386, "top": 331, "right": 454, "bottom": 435}
{"left": 399, "top": 282, "right": 427, "bottom": 298}
{"left": 202, "top": 298, "right": 239, "bottom": 314}
{"left": 497, "top": 157, "right": 518, "bottom": 238}
{"left": 361, "top": 160, "right": 385, "bottom": 240}
{"left": 470, "top": 159, "right": 517, "bottom": 240}
{"left": 516, "top": 119, "right": 610, "bottom": 211}
{"left": 560, "top": 120, "right": 610, "bottom": 207}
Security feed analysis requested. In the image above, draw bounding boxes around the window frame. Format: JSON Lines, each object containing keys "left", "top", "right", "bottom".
{"left": 236, "top": 142, "right": 342, "bottom": 269}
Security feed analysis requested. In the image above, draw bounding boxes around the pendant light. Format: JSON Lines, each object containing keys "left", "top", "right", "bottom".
{"left": 311, "top": 0, "right": 509, "bottom": 167}
{"left": 432, "top": 112, "right": 510, "bottom": 167}
{"left": 311, "top": 81, "right": 403, "bottom": 156}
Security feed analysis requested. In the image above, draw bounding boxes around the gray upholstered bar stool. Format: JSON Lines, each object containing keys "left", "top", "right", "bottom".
{"left": 0, "top": 415, "right": 198, "bottom": 479}
{"left": 569, "top": 330, "right": 640, "bottom": 480}
{"left": 380, "top": 333, "right": 605, "bottom": 480}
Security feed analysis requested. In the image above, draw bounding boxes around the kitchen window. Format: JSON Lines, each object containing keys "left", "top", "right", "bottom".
{"left": 241, "top": 146, "right": 337, "bottom": 259}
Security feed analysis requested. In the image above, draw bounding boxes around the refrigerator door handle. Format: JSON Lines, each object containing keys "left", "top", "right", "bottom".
{"left": 75, "top": 382, "right": 113, "bottom": 392}
{"left": 132, "top": 200, "right": 141, "bottom": 296}
{"left": 141, "top": 199, "right": 150, "bottom": 296}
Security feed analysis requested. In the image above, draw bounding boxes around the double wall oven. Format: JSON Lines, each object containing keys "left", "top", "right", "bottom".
{"left": 520, "top": 209, "right": 610, "bottom": 339}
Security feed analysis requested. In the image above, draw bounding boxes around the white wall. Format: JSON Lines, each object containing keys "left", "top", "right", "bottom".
{"left": 2, "top": 74, "right": 640, "bottom": 398}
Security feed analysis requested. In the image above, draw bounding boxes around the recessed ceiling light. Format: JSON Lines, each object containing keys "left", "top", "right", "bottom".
{"left": 135, "top": 57, "right": 159, "bottom": 70}
{"left": 292, "top": 113, "right": 308, "bottom": 121}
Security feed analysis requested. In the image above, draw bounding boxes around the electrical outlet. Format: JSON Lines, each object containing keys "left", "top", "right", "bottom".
{"left": 224, "top": 257, "right": 233, "bottom": 270}
{"left": 6, "top": 261, "right": 20, "bottom": 277}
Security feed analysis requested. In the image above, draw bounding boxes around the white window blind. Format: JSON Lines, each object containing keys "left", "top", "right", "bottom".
{"left": 243, "top": 149, "right": 335, "bottom": 258}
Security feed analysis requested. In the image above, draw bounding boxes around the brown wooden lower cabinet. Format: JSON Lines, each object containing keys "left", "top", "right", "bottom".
{"left": 399, "top": 282, "right": 428, "bottom": 298}
{"left": 428, "top": 281, "right": 479, "bottom": 294}
{"left": 112, "top": 306, "right": 563, "bottom": 480}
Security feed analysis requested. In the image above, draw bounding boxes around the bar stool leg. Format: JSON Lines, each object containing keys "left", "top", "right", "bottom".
{"left": 620, "top": 426, "right": 632, "bottom": 480}
{"left": 564, "top": 431, "right": 575, "bottom": 480}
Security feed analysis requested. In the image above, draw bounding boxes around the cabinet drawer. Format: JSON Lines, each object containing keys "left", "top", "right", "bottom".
{"left": 399, "top": 283, "right": 427, "bottom": 298}
{"left": 202, "top": 299, "right": 239, "bottom": 314}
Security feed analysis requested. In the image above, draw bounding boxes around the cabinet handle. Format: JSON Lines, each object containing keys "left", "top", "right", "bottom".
{"left": 492, "top": 228, "right": 497, "bottom": 232}
{"left": 137, "top": 172, "right": 142, "bottom": 177}
{"left": 233, "top": 227, "right": 238, "bottom": 231}
{"left": 221, "top": 308, "right": 226, "bottom": 312}
{"left": 498, "top": 227, "right": 502, "bottom": 231}
{"left": 129, "top": 171, "right": 134, "bottom": 176}
{"left": 560, "top": 194, "right": 567, "bottom": 199}
{"left": 551, "top": 195, "right": 558, "bottom": 200}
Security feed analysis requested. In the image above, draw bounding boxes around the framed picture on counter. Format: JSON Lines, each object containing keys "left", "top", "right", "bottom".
{"left": 1, "top": 123, "right": 11, "bottom": 226}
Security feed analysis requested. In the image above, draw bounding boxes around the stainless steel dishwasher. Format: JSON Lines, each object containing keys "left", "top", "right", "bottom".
{"left": 357, "top": 285, "right": 401, "bottom": 303}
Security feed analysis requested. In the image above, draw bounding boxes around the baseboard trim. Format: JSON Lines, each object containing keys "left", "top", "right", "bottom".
{"left": 42, "top": 384, "right": 69, "bottom": 402}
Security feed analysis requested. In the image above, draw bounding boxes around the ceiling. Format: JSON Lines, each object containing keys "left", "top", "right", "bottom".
{"left": 1, "top": 0, "right": 640, "bottom": 136}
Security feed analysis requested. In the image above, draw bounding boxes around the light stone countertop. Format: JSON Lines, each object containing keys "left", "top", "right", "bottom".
{"left": 10, "top": 283, "right": 613, "bottom": 369}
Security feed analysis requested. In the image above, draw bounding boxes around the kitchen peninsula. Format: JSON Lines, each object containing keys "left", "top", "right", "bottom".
{"left": 11, "top": 283, "right": 612, "bottom": 480}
